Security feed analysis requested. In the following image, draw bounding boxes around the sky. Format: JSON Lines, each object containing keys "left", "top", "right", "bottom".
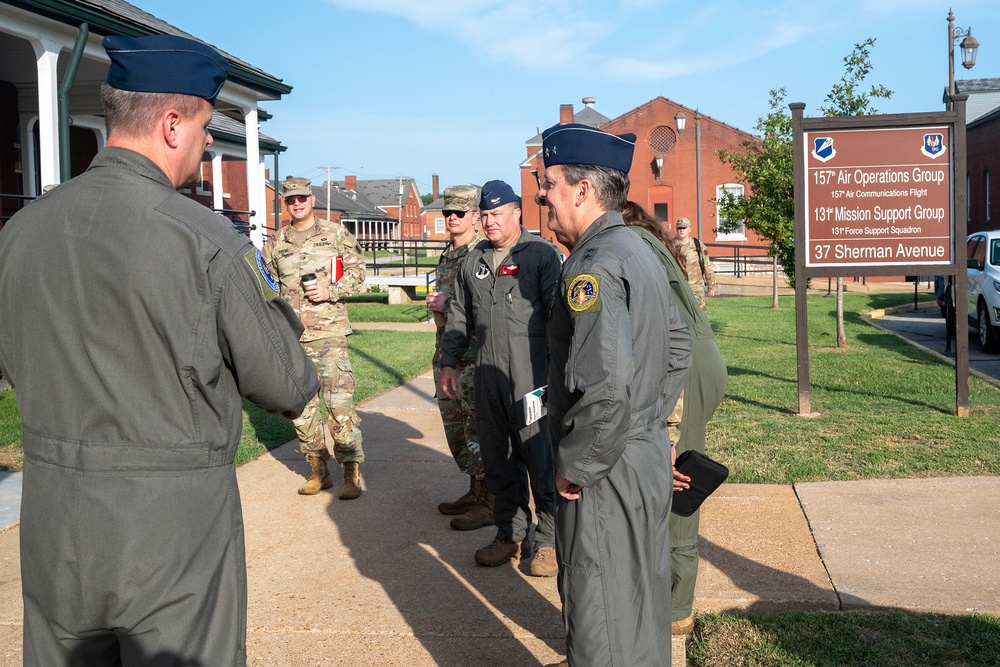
{"left": 146, "top": 0, "right": 1000, "bottom": 198}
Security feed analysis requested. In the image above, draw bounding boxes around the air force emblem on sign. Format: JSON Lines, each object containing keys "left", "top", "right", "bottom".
{"left": 921, "top": 133, "right": 946, "bottom": 159}
{"left": 567, "top": 274, "right": 600, "bottom": 314}
{"left": 811, "top": 137, "right": 836, "bottom": 163}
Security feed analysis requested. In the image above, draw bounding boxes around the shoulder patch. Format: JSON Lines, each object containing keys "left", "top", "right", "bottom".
{"left": 245, "top": 247, "right": 279, "bottom": 301}
{"left": 567, "top": 274, "right": 601, "bottom": 314}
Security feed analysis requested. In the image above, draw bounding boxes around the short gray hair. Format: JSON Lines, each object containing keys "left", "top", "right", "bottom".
{"left": 101, "top": 82, "right": 202, "bottom": 138}
{"left": 559, "top": 164, "right": 630, "bottom": 212}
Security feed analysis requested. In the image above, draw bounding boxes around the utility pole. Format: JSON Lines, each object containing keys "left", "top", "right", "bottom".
{"left": 398, "top": 175, "right": 404, "bottom": 241}
{"left": 326, "top": 166, "right": 332, "bottom": 222}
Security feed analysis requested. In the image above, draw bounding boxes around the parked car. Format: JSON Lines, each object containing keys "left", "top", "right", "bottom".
{"left": 966, "top": 230, "right": 1000, "bottom": 353}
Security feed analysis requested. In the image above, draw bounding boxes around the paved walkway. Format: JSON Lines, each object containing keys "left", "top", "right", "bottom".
{"left": 0, "top": 315, "right": 996, "bottom": 665}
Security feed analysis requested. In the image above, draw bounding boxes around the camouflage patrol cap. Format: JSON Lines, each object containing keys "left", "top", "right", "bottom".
{"left": 281, "top": 177, "right": 313, "bottom": 198}
{"left": 676, "top": 217, "right": 691, "bottom": 229}
{"left": 442, "top": 184, "right": 479, "bottom": 212}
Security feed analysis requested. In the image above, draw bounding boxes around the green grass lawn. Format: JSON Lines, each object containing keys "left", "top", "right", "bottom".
{"left": 707, "top": 292, "right": 1000, "bottom": 484}
{"left": 689, "top": 609, "right": 1000, "bottom": 667}
{"left": 236, "top": 328, "right": 434, "bottom": 465}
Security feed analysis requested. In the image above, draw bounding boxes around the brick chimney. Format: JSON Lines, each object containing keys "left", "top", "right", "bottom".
{"left": 345, "top": 175, "right": 357, "bottom": 191}
{"left": 432, "top": 173, "right": 439, "bottom": 200}
{"left": 559, "top": 104, "right": 574, "bottom": 125}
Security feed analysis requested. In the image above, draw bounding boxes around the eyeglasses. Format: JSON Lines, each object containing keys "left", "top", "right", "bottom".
{"left": 442, "top": 210, "right": 469, "bottom": 219}
{"left": 284, "top": 195, "right": 311, "bottom": 204}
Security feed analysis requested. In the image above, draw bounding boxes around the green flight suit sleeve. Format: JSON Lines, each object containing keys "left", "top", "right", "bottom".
{"left": 556, "top": 270, "right": 634, "bottom": 488}
{"left": 217, "top": 246, "right": 319, "bottom": 419}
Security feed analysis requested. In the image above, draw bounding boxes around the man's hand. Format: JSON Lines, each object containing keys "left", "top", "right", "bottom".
{"left": 439, "top": 365, "right": 459, "bottom": 400}
{"left": 305, "top": 283, "right": 334, "bottom": 303}
{"left": 556, "top": 471, "right": 582, "bottom": 501}
{"left": 427, "top": 290, "right": 449, "bottom": 313}
{"left": 672, "top": 444, "right": 690, "bottom": 492}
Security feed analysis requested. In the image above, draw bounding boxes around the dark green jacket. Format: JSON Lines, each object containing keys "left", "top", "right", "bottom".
{"left": 0, "top": 147, "right": 317, "bottom": 665}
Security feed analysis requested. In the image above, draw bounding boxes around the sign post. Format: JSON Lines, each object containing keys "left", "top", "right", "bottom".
{"left": 791, "top": 98, "right": 969, "bottom": 416}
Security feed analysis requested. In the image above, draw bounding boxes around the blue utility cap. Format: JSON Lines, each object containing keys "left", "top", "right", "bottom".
{"left": 103, "top": 35, "right": 230, "bottom": 105}
{"left": 479, "top": 180, "right": 519, "bottom": 211}
{"left": 541, "top": 123, "right": 636, "bottom": 173}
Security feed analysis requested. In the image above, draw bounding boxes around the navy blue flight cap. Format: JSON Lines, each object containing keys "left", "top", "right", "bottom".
{"left": 103, "top": 35, "right": 230, "bottom": 105}
{"left": 479, "top": 180, "right": 520, "bottom": 211}
{"left": 541, "top": 123, "right": 636, "bottom": 174}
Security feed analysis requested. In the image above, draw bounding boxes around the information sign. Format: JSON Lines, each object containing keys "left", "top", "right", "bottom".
{"left": 804, "top": 126, "right": 953, "bottom": 267}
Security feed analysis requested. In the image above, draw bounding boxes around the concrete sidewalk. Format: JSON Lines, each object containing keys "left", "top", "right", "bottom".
{"left": 0, "top": 371, "right": 995, "bottom": 666}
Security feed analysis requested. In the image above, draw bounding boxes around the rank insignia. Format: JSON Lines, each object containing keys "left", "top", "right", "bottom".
{"left": 567, "top": 274, "right": 600, "bottom": 314}
{"left": 476, "top": 264, "right": 491, "bottom": 280}
{"left": 245, "top": 247, "right": 279, "bottom": 301}
{"left": 498, "top": 263, "right": 520, "bottom": 276}
{"left": 921, "top": 133, "right": 946, "bottom": 159}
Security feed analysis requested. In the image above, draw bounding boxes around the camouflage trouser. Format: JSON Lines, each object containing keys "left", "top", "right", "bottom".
{"left": 432, "top": 350, "right": 484, "bottom": 481}
{"left": 688, "top": 279, "right": 709, "bottom": 310}
{"left": 666, "top": 389, "right": 685, "bottom": 446}
{"left": 296, "top": 335, "right": 364, "bottom": 464}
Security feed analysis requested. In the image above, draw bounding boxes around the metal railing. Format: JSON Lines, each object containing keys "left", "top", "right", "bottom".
{"left": 360, "top": 238, "right": 450, "bottom": 277}
{"left": 704, "top": 242, "right": 775, "bottom": 278}
{"left": 1, "top": 193, "right": 36, "bottom": 226}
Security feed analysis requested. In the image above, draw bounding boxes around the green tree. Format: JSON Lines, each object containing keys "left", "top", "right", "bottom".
{"left": 715, "top": 38, "right": 892, "bottom": 303}
{"left": 820, "top": 37, "right": 893, "bottom": 346}
{"left": 420, "top": 193, "right": 435, "bottom": 207}
{"left": 717, "top": 88, "right": 796, "bottom": 297}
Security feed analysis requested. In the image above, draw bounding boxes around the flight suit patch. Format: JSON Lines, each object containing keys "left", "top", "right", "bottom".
{"left": 245, "top": 247, "right": 279, "bottom": 301}
{"left": 567, "top": 274, "right": 600, "bottom": 315}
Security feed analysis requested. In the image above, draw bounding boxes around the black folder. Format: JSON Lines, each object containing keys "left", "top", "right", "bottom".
{"left": 671, "top": 450, "right": 729, "bottom": 517}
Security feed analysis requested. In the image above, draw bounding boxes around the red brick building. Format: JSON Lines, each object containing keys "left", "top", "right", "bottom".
{"left": 520, "top": 97, "right": 765, "bottom": 256}
{"left": 960, "top": 78, "right": 1000, "bottom": 234}
{"left": 968, "top": 107, "right": 1000, "bottom": 233}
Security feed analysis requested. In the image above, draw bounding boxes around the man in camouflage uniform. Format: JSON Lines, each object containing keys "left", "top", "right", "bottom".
{"left": 266, "top": 177, "right": 367, "bottom": 499}
{"left": 426, "top": 185, "right": 491, "bottom": 530}
{"left": 673, "top": 217, "right": 716, "bottom": 309}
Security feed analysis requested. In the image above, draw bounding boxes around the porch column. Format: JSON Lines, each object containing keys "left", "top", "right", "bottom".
{"left": 31, "top": 38, "right": 62, "bottom": 191}
{"left": 209, "top": 149, "right": 224, "bottom": 211}
{"left": 242, "top": 106, "right": 263, "bottom": 248}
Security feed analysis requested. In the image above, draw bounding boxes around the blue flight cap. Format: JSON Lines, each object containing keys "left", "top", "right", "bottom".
{"left": 541, "top": 123, "right": 636, "bottom": 174}
{"left": 479, "top": 180, "right": 520, "bottom": 211}
{"left": 103, "top": 35, "right": 230, "bottom": 105}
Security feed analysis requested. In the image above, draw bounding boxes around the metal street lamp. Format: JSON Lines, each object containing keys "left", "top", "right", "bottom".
{"left": 655, "top": 153, "right": 664, "bottom": 180}
{"left": 674, "top": 107, "right": 704, "bottom": 238}
{"left": 948, "top": 9, "right": 980, "bottom": 108}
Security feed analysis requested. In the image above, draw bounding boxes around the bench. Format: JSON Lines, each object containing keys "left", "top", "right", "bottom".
{"left": 363, "top": 274, "right": 434, "bottom": 305}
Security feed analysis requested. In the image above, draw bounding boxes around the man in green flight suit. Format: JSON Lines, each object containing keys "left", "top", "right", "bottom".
{"left": 0, "top": 35, "right": 318, "bottom": 666}
{"left": 539, "top": 123, "right": 691, "bottom": 666}
{"left": 439, "top": 180, "right": 561, "bottom": 577}
{"left": 266, "top": 176, "right": 367, "bottom": 499}
{"left": 426, "top": 184, "right": 492, "bottom": 530}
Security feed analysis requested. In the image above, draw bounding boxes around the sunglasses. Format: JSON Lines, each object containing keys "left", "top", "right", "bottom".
{"left": 442, "top": 210, "right": 469, "bottom": 219}
{"left": 284, "top": 195, "right": 311, "bottom": 204}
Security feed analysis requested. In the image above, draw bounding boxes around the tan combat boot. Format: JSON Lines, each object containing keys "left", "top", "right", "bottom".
{"left": 339, "top": 461, "right": 362, "bottom": 500}
{"left": 298, "top": 455, "right": 332, "bottom": 495}
{"left": 450, "top": 489, "right": 494, "bottom": 531}
{"left": 438, "top": 476, "right": 481, "bottom": 515}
